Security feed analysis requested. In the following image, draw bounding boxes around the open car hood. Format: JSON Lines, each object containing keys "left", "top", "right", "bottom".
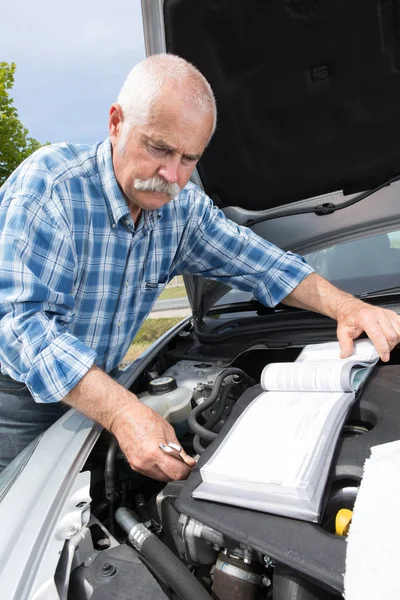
{"left": 141, "top": 0, "right": 400, "bottom": 319}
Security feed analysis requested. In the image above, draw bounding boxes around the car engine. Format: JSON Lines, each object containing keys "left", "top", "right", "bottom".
{"left": 77, "top": 334, "right": 400, "bottom": 600}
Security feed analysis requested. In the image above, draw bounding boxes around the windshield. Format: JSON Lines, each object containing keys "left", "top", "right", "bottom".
{"left": 217, "top": 230, "right": 400, "bottom": 307}
{"left": 304, "top": 230, "right": 400, "bottom": 296}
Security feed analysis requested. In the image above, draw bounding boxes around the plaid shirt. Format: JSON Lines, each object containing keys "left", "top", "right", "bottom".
{"left": 0, "top": 139, "right": 313, "bottom": 403}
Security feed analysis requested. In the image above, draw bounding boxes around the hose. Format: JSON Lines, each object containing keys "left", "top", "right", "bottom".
{"left": 193, "top": 385, "right": 235, "bottom": 455}
{"left": 273, "top": 566, "right": 333, "bottom": 600}
{"left": 104, "top": 438, "right": 118, "bottom": 535}
{"left": 188, "top": 368, "right": 254, "bottom": 442}
{"left": 193, "top": 434, "right": 207, "bottom": 455}
{"left": 203, "top": 383, "right": 232, "bottom": 430}
{"left": 116, "top": 507, "right": 213, "bottom": 600}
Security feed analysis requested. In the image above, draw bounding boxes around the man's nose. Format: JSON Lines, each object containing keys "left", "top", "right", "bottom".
{"left": 158, "top": 156, "right": 181, "bottom": 184}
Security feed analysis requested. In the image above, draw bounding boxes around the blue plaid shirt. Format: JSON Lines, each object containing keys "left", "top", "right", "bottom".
{"left": 0, "top": 139, "right": 313, "bottom": 403}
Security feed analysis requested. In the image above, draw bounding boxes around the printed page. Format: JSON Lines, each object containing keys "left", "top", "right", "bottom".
{"left": 261, "top": 339, "right": 379, "bottom": 392}
{"left": 201, "top": 390, "right": 350, "bottom": 489}
{"left": 261, "top": 361, "right": 347, "bottom": 392}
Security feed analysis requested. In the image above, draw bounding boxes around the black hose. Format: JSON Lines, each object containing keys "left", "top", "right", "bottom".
{"left": 193, "top": 385, "right": 236, "bottom": 455}
{"left": 203, "top": 383, "right": 233, "bottom": 430}
{"left": 116, "top": 507, "right": 213, "bottom": 600}
{"left": 193, "top": 434, "right": 207, "bottom": 455}
{"left": 104, "top": 438, "right": 118, "bottom": 535}
{"left": 273, "top": 566, "right": 334, "bottom": 600}
{"left": 188, "top": 368, "right": 254, "bottom": 441}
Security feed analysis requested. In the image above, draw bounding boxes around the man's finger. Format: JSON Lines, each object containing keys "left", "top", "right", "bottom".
{"left": 358, "top": 317, "right": 390, "bottom": 361}
{"left": 337, "top": 324, "right": 355, "bottom": 359}
{"left": 385, "top": 310, "right": 400, "bottom": 347}
{"left": 375, "top": 313, "right": 400, "bottom": 354}
{"left": 158, "top": 452, "right": 193, "bottom": 480}
{"left": 180, "top": 448, "right": 197, "bottom": 467}
{"left": 124, "top": 454, "right": 173, "bottom": 481}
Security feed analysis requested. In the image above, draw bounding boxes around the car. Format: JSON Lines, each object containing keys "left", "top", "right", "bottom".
{"left": 2, "top": 1, "right": 400, "bottom": 598}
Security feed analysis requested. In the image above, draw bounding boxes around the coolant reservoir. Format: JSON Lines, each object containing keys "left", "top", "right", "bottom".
{"left": 137, "top": 377, "right": 192, "bottom": 434}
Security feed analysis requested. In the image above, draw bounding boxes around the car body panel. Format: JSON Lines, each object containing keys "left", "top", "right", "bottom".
{"left": 0, "top": 410, "right": 98, "bottom": 599}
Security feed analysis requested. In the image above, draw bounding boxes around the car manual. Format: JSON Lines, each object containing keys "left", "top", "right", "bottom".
{"left": 192, "top": 340, "right": 379, "bottom": 522}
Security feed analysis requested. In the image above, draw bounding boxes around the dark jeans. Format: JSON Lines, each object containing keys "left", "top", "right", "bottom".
{"left": 0, "top": 373, "right": 68, "bottom": 472}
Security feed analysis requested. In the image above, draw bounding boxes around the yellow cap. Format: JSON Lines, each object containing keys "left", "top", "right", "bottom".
{"left": 335, "top": 508, "right": 353, "bottom": 536}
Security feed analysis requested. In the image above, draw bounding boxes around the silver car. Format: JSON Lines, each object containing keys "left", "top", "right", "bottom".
{"left": 2, "top": 1, "right": 400, "bottom": 598}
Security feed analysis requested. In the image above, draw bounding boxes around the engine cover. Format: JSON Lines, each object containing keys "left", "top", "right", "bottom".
{"left": 177, "top": 366, "right": 400, "bottom": 594}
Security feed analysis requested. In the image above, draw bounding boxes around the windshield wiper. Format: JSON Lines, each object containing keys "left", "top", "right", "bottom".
{"left": 245, "top": 173, "right": 400, "bottom": 226}
{"left": 357, "top": 286, "right": 400, "bottom": 300}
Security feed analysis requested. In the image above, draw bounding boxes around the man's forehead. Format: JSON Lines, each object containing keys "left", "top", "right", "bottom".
{"left": 144, "top": 99, "right": 213, "bottom": 147}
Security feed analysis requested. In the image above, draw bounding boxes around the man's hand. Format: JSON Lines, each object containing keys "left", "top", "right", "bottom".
{"left": 283, "top": 272, "right": 400, "bottom": 360}
{"left": 335, "top": 298, "right": 400, "bottom": 362}
{"left": 109, "top": 399, "right": 196, "bottom": 481}
{"left": 64, "top": 366, "right": 196, "bottom": 481}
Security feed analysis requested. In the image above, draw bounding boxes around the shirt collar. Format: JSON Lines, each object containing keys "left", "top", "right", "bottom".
{"left": 96, "top": 138, "right": 163, "bottom": 232}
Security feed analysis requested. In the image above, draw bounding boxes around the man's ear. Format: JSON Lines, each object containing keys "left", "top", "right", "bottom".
{"left": 109, "top": 103, "right": 124, "bottom": 146}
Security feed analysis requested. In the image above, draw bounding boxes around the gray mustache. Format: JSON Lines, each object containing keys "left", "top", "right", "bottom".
{"left": 134, "top": 177, "right": 180, "bottom": 198}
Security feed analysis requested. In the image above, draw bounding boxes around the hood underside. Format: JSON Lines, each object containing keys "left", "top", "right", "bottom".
{"left": 142, "top": 0, "right": 400, "bottom": 318}
{"left": 164, "top": 0, "right": 400, "bottom": 210}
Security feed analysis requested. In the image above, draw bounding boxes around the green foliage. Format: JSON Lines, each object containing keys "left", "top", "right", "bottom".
{"left": 0, "top": 62, "right": 45, "bottom": 186}
{"left": 158, "top": 285, "right": 187, "bottom": 300}
{"left": 133, "top": 317, "right": 183, "bottom": 345}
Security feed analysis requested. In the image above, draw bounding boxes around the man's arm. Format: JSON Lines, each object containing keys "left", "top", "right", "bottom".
{"left": 282, "top": 272, "right": 400, "bottom": 361}
{"left": 175, "top": 191, "right": 400, "bottom": 361}
{"left": 63, "top": 365, "right": 196, "bottom": 481}
{"left": 0, "top": 184, "right": 194, "bottom": 481}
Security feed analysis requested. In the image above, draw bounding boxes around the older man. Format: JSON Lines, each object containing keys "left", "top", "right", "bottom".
{"left": 0, "top": 54, "right": 399, "bottom": 480}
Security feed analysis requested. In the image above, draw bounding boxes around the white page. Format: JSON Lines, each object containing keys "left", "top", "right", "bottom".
{"left": 201, "top": 390, "right": 348, "bottom": 488}
{"left": 261, "top": 361, "right": 346, "bottom": 392}
{"left": 296, "top": 339, "right": 378, "bottom": 364}
{"left": 261, "top": 340, "right": 378, "bottom": 392}
{"left": 345, "top": 441, "right": 400, "bottom": 600}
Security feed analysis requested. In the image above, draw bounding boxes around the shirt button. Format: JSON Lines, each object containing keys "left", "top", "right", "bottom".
{"left": 112, "top": 223, "right": 117, "bottom": 229}
{"left": 117, "top": 321, "right": 121, "bottom": 327}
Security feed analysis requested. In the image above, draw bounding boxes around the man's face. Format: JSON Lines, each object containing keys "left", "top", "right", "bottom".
{"left": 109, "top": 93, "right": 214, "bottom": 215}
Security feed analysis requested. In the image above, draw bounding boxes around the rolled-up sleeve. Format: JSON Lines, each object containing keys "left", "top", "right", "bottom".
{"left": 0, "top": 193, "right": 96, "bottom": 402}
{"left": 177, "top": 190, "right": 314, "bottom": 307}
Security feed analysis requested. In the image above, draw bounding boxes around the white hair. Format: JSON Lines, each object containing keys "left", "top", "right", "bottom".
{"left": 117, "top": 54, "right": 217, "bottom": 148}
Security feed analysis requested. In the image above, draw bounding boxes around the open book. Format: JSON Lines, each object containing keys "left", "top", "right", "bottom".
{"left": 192, "top": 340, "right": 379, "bottom": 522}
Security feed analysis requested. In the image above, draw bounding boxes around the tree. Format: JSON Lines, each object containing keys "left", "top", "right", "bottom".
{"left": 0, "top": 62, "right": 45, "bottom": 186}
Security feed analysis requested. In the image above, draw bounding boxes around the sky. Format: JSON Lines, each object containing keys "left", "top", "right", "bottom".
{"left": 1, "top": 0, "right": 146, "bottom": 145}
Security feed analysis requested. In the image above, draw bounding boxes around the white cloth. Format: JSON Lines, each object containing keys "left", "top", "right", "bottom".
{"left": 344, "top": 440, "right": 400, "bottom": 599}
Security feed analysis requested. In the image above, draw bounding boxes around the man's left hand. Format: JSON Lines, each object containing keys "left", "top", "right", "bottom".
{"left": 336, "top": 298, "right": 400, "bottom": 361}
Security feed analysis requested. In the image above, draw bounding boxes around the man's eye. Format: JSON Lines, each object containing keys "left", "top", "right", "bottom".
{"left": 148, "top": 145, "right": 167, "bottom": 156}
{"left": 182, "top": 156, "right": 197, "bottom": 166}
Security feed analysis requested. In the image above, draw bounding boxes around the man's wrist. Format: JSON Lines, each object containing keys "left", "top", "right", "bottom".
{"left": 63, "top": 365, "right": 140, "bottom": 432}
{"left": 106, "top": 393, "right": 140, "bottom": 434}
{"left": 332, "top": 295, "right": 363, "bottom": 322}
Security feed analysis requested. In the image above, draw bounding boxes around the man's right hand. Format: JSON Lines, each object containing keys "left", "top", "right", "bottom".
{"left": 64, "top": 366, "right": 196, "bottom": 481}
{"left": 109, "top": 398, "right": 196, "bottom": 481}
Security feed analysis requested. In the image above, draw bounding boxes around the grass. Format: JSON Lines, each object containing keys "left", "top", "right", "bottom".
{"left": 158, "top": 285, "right": 187, "bottom": 300}
{"left": 123, "top": 317, "right": 183, "bottom": 363}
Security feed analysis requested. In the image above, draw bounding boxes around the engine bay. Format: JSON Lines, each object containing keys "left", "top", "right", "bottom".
{"left": 76, "top": 310, "right": 400, "bottom": 600}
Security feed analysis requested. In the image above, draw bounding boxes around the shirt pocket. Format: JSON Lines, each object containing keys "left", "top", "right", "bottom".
{"left": 138, "top": 281, "right": 166, "bottom": 317}
{"left": 142, "top": 280, "right": 167, "bottom": 297}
